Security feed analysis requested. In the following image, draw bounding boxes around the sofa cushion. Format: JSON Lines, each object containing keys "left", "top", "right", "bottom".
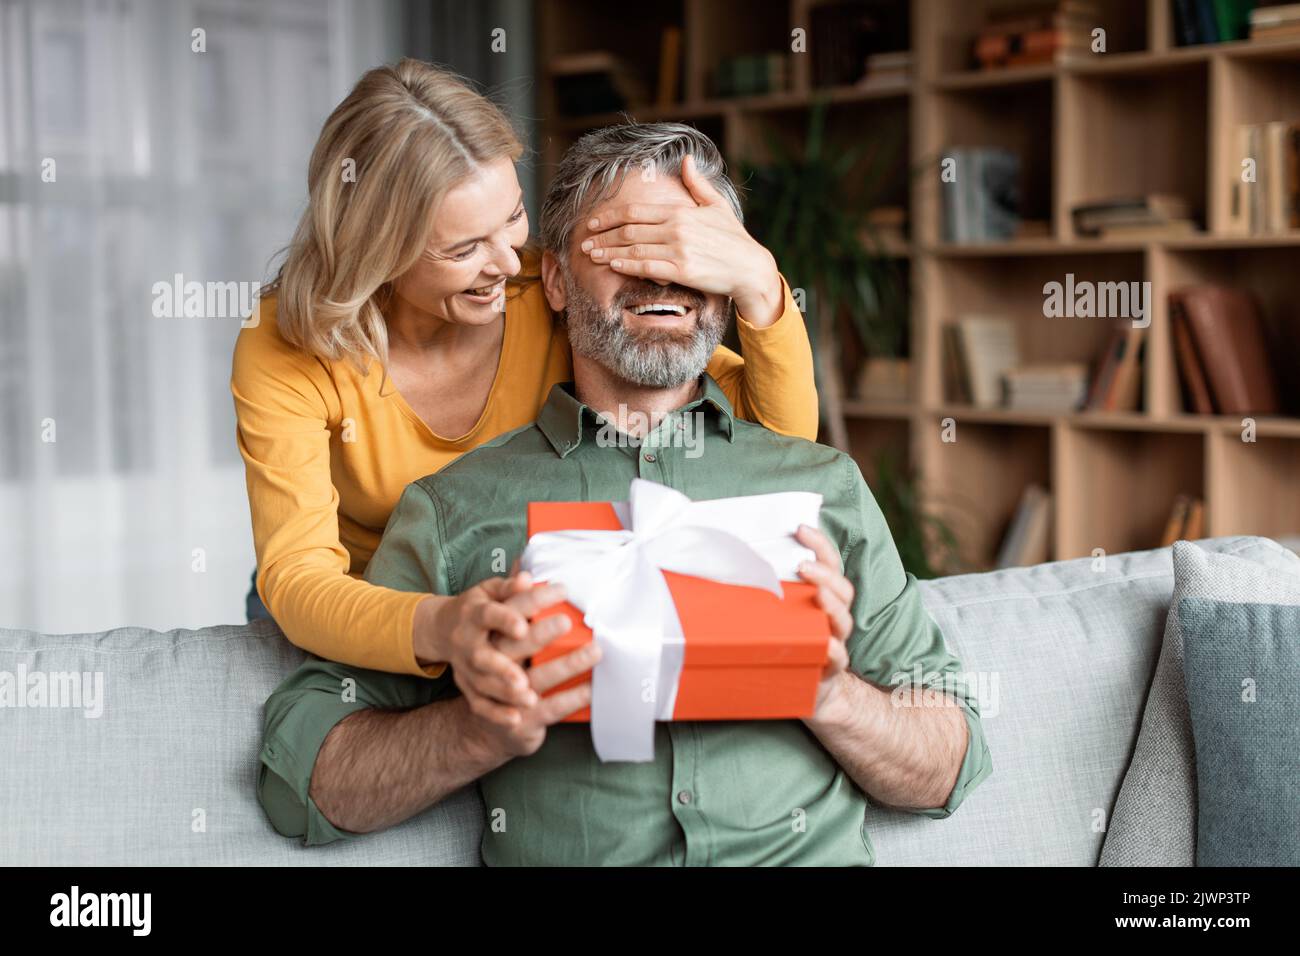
{"left": 1099, "top": 539, "right": 1300, "bottom": 867}
{"left": 868, "top": 536, "right": 1284, "bottom": 867}
{"left": 0, "top": 619, "right": 483, "bottom": 865}
{"left": 1179, "top": 597, "right": 1300, "bottom": 866}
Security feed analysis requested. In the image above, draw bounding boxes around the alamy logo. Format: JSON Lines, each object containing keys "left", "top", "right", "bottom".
{"left": 1042, "top": 273, "right": 1151, "bottom": 328}
{"left": 151, "top": 273, "right": 260, "bottom": 322}
{"left": 50, "top": 886, "right": 151, "bottom": 936}
{"left": 0, "top": 665, "right": 104, "bottom": 718}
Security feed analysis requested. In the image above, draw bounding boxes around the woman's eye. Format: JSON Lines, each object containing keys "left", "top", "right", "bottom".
{"left": 508, "top": 207, "right": 526, "bottom": 224}
{"left": 451, "top": 245, "right": 477, "bottom": 261}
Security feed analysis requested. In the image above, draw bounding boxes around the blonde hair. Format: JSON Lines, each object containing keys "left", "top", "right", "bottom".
{"left": 267, "top": 58, "right": 524, "bottom": 376}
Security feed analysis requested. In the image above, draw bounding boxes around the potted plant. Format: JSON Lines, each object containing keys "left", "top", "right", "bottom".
{"left": 741, "top": 100, "right": 910, "bottom": 446}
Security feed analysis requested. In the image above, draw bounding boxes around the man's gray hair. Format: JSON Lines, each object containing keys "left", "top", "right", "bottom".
{"left": 539, "top": 122, "right": 743, "bottom": 259}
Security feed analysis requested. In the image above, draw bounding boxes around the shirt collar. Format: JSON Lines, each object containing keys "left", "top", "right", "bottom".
{"left": 536, "top": 375, "right": 737, "bottom": 458}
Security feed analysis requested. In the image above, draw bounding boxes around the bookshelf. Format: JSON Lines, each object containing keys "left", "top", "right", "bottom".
{"left": 536, "top": 0, "right": 1300, "bottom": 571}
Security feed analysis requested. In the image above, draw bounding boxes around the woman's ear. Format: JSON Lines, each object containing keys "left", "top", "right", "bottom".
{"left": 540, "top": 250, "right": 568, "bottom": 314}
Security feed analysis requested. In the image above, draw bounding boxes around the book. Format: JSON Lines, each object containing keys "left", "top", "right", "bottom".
{"left": 1168, "top": 285, "right": 1281, "bottom": 414}
{"left": 1159, "top": 494, "right": 1195, "bottom": 548}
{"left": 996, "top": 484, "right": 1052, "bottom": 569}
{"left": 656, "top": 25, "right": 682, "bottom": 107}
{"left": 942, "top": 324, "right": 973, "bottom": 404}
{"left": 955, "top": 316, "right": 1020, "bottom": 407}
{"left": 1250, "top": 2, "right": 1300, "bottom": 29}
{"left": 1226, "top": 123, "right": 1253, "bottom": 233}
{"left": 1093, "top": 219, "right": 1198, "bottom": 239}
{"left": 1100, "top": 327, "right": 1145, "bottom": 412}
{"left": 1170, "top": 305, "right": 1217, "bottom": 413}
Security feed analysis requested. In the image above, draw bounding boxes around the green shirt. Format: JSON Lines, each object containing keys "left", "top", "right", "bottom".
{"left": 258, "top": 377, "right": 991, "bottom": 865}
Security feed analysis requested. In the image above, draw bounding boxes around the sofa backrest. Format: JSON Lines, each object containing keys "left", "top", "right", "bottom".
{"left": 1, "top": 536, "right": 1287, "bottom": 866}
{"left": 870, "top": 534, "right": 1297, "bottom": 866}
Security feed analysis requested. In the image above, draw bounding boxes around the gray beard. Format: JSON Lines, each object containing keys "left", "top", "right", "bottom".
{"left": 561, "top": 271, "right": 727, "bottom": 389}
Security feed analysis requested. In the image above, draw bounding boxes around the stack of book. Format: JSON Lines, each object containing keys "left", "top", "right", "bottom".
{"left": 1159, "top": 494, "right": 1206, "bottom": 547}
{"left": 996, "top": 485, "right": 1052, "bottom": 569}
{"left": 1173, "top": 0, "right": 1255, "bottom": 45}
{"left": 1085, "top": 327, "right": 1146, "bottom": 412}
{"left": 1249, "top": 2, "right": 1300, "bottom": 40}
{"left": 942, "top": 147, "right": 1022, "bottom": 243}
{"left": 1168, "top": 285, "right": 1282, "bottom": 415}
{"left": 1227, "top": 120, "right": 1300, "bottom": 234}
{"left": 1002, "top": 363, "right": 1090, "bottom": 411}
{"left": 1071, "top": 194, "right": 1196, "bottom": 239}
{"left": 712, "top": 53, "right": 787, "bottom": 98}
{"left": 859, "top": 51, "right": 912, "bottom": 89}
{"left": 973, "top": 0, "right": 1098, "bottom": 70}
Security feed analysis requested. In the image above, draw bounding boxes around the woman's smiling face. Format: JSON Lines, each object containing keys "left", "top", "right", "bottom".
{"left": 391, "top": 155, "right": 529, "bottom": 326}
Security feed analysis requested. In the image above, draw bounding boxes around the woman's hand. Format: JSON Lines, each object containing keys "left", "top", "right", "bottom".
{"left": 414, "top": 571, "right": 571, "bottom": 727}
{"left": 579, "top": 154, "right": 785, "bottom": 326}
{"left": 794, "top": 524, "right": 857, "bottom": 720}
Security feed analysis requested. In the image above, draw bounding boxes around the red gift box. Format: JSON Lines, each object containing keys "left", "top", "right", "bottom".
{"left": 527, "top": 500, "right": 831, "bottom": 721}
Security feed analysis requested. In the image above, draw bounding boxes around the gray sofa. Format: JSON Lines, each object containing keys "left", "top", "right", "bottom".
{"left": 0, "top": 535, "right": 1284, "bottom": 866}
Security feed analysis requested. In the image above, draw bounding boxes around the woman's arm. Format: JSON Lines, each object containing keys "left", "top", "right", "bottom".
{"left": 705, "top": 273, "right": 819, "bottom": 440}
{"left": 231, "top": 312, "right": 438, "bottom": 677}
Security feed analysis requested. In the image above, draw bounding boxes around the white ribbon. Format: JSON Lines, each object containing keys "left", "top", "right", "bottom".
{"left": 520, "top": 478, "right": 822, "bottom": 762}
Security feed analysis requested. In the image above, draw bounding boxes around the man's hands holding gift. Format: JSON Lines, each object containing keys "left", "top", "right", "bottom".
{"left": 794, "top": 524, "right": 857, "bottom": 721}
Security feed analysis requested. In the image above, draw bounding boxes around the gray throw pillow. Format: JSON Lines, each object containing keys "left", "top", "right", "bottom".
{"left": 1179, "top": 597, "right": 1300, "bottom": 866}
{"left": 1099, "top": 539, "right": 1300, "bottom": 866}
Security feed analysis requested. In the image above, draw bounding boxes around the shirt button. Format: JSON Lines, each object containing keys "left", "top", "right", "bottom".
{"left": 644, "top": 453, "right": 656, "bottom": 463}
{"left": 676, "top": 789, "right": 692, "bottom": 805}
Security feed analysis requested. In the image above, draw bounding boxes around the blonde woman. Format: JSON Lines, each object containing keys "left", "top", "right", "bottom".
{"left": 231, "top": 59, "right": 817, "bottom": 727}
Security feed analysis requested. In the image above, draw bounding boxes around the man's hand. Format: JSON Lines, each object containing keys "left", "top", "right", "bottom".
{"left": 579, "top": 154, "right": 784, "bottom": 326}
{"left": 794, "top": 524, "right": 857, "bottom": 721}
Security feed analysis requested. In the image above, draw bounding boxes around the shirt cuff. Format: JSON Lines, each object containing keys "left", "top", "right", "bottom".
{"left": 259, "top": 681, "right": 371, "bottom": 846}
{"left": 397, "top": 590, "right": 449, "bottom": 679}
{"left": 907, "top": 698, "right": 992, "bottom": 820}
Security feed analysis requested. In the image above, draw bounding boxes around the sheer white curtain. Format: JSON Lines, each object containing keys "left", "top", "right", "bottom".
{"left": 0, "top": 0, "right": 396, "bottom": 632}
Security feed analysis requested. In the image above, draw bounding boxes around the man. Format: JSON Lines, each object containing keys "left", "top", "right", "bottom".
{"left": 258, "top": 123, "right": 991, "bottom": 865}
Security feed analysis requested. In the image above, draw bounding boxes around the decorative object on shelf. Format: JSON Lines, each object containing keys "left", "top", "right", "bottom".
{"left": 549, "top": 51, "right": 647, "bottom": 117}
{"left": 1071, "top": 193, "right": 1196, "bottom": 238}
{"left": 712, "top": 52, "right": 787, "bottom": 98}
{"left": 741, "top": 100, "right": 908, "bottom": 449}
{"left": 972, "top": 0, "right": 1098, "bottom": 69}
{"left": 995, "top": 484, "right": 1052, "bottom": 569}
{"left": 1168, "top": 285, "right": 1282, "bottom": 415}
{"left": 942, "top": 147, "right": 1021, "bottom": 243}
{"left": 1248, "top": 2, "right": 1300, "bottom": 42}
{"left": 856, "top": 356, "right": 911, "bottom": 405}
{"left": 869, "top": 451, "right": 960, "bottom": 579}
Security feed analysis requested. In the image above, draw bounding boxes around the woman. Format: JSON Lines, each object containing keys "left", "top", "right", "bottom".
{"left": 231, "top": 59, "right": 819, "bottom": 725}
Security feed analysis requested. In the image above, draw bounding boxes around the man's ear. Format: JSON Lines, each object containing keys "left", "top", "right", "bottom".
{"left": 540, "top": 250, "right": 567, "bottom": 314}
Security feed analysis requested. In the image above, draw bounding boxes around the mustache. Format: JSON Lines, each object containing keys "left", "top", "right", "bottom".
{"left": 612, "top": 280, "right": 706, "bottom": 312}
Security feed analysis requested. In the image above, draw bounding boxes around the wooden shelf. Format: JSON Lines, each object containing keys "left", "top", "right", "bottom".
{"left": 537, "top": 0, "right": 1300, "bottom": 572}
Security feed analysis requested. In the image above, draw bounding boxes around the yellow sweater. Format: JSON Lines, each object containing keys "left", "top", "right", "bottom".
{"left": 231, "top": 274, "right": 817, "bottom": 677}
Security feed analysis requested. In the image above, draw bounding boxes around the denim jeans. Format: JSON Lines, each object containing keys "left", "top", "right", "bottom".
{"left": 246, "top": 568, "right": 274, "bottom": 623}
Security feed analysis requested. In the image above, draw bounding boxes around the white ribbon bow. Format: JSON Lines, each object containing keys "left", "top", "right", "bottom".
{"left": 520, "top": 478, "right": 822, "bottom": 762}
